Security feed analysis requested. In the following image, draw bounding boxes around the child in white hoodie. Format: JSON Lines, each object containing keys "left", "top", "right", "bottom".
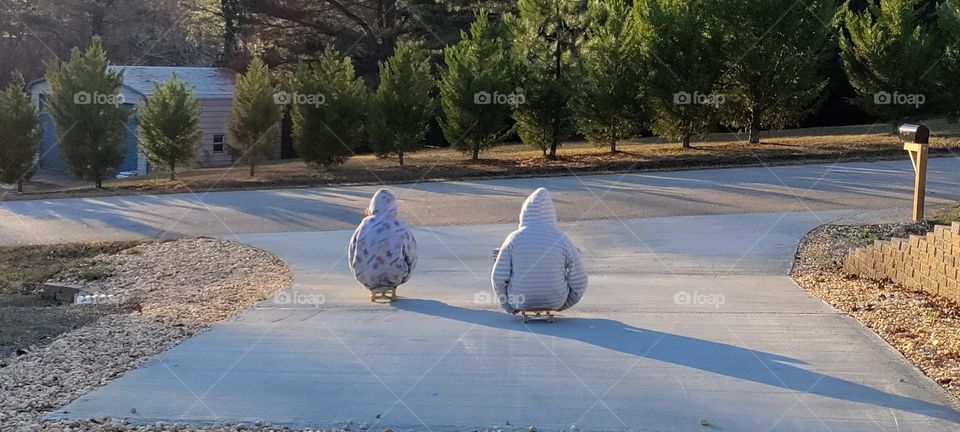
{"left": 348, "top": 189, "right": 417, "bottom": 297}
{"left": 491, "top": 188, "right": 588, "bottom": 313}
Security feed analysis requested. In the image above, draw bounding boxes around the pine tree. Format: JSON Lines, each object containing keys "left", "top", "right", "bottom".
{"left": 510, "top": 0, "right": 585, "bottom": 158}
{"left": 639, "top": 0, "right": 726, "bottom": 149}
{"left": 571, "top": 0, "right": 643, "bottom": 153}
{"left": 0, "top": 73, "right": 41, "bottom": 193}
{"left": 721, "top": 0, "right": 835, "bottom": 143}
{"left": 137, "top": 75, "right": 202, "bottom": 180}
{"left": 439, "top": 10, "right": 516, "bottom": 161}
{"left": 291, "top": 48, "right": 368, "bottom": 168}
{"left": 227, "top": 57, "right": 282, "bottom": 177}
{"left": 839, "top": 0, "right": 942, "bottom": 131}
{"left": 369, "top": 41, "right": 435, "bottom": 166}
{"left": 44, "top": 37, "right": 130, "bottom": 188}
{"left": 938, "top": 0, "right": 960, "bottom": 120}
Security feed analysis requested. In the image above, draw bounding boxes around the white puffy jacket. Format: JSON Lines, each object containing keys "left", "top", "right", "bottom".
{"left": 348, "top": 189, "right": 417, "bottom": 290}
{"left": 491, "top": 188, "right": 588, "bottom": 313}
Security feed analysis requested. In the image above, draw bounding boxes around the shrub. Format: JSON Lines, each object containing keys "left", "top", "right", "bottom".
{"left": 227, "top": 57, "right": 282, "bottom": 177}
{"left": 369, "top": 41, "right": 435, "bottom": 165}
{"left": 291, "top": 48, "right": 368, "bottom": 168}
{"left": 0, "top": 72, "right": 42, "bottom": 192}
{"left": 44, "top": 37, "right": 130, "bottom": 188}
{"left": 137, "top": 75, "right": 202, "bottom": 180}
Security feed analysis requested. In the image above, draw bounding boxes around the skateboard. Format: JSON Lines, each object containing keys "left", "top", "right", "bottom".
{"left": 519, "top": 308, "right": 555, "bottom": 323}
{"left": 370, "top": 287, "right": 397, "bottom": 303}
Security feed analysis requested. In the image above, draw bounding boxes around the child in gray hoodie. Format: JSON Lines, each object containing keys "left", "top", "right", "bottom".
{"left": 491, "top": 188, "right": 588, "bottom": 313}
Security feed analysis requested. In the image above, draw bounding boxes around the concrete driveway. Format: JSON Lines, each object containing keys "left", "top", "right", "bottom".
{"left": 48, "top": 211, "right": 960, "bottom": 431}
{"left": 3, "top": 158, "right": 960, "bottom": 245}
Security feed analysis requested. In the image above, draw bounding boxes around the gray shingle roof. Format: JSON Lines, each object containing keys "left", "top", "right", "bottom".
{"left": 111, "top": 66, "right": 235, "bottom": 97}
{"left": 29, "top": 66, "right": 236, "bottom": 98}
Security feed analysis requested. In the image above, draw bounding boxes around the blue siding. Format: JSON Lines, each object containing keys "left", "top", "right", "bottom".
{"left": 36, "top": 101, "right": 140, "bottom": 176}
{"left": 119, "top": 117, "right": 138, "bottom": 173}
{"left": 38, "top": 112, "right": 70, "bottom": 173}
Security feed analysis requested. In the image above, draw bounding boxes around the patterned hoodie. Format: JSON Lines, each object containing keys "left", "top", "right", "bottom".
{"left": 491, "top": 188, "right": 588, "bottom": 313}
{"left": 348, "top": 189, "right": 418, "bottom": 290}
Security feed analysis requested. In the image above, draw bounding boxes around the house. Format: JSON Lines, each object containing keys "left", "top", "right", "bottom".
{"left": 28, "top": 66, "right": 241, "bottom": 176}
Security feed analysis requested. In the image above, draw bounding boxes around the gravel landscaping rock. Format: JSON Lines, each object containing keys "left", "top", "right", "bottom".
{"left": 792, "top": 222, "right": 960, "bottom": 400}
{"left": 0, "top": 239, "right": 293, "bottom": 432}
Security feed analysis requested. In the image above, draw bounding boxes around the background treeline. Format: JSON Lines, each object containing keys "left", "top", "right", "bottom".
{"left": 0, "top": 0, "right": 952, "bottom": 128}
{"left": 3, "top": 0, "right": 960, "bottom": 189}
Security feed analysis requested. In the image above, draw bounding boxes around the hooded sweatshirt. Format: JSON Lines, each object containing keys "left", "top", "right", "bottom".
{"left": 491, "top": 188, "right": 588, "bottom": 313}
{"left": 348, "top": 189, "right": 418, "bottom": 290}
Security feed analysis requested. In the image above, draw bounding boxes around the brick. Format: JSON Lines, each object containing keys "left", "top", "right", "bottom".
{"left": 893, "top": 239, "right": 906, "bottom": 250}
{"left": 952, "top": 222, "right": 960, "bottom": 235}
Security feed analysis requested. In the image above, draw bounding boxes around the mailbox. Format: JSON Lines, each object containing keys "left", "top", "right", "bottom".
{"left": 900, "top": 124, "right": 930, "bottom": 221}
{"left": 899, "top": 124, "right": 930, "bottom": 145}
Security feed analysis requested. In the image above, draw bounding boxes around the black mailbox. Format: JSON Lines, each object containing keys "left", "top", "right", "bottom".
{"left": 899, "top": 124, "right": 930, "bottom": 145}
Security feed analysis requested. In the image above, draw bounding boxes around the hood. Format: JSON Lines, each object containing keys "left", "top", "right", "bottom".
{"left": 368, "top": 188, "right": 399, "bottom": 219}
{"left": 519, "top": 188, "right": 557, "bottom": 227}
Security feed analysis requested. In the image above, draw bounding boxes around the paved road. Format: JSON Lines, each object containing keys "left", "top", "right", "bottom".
{"left": 50, "top": 212, "right": 960, "bottom": 430}
{"left": 3, "top": 158, "right": 960, "bottom": 245}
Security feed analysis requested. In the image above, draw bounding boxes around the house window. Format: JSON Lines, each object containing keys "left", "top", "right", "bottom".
{"left": 213, "top": 135, "right": 224, "bottom": 152}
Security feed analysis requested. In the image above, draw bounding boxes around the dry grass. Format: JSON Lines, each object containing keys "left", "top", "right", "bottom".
{"left": 0, "top": 241, "right": 145, "bottom": 296}
{"left": 6, "top": 122, "right": 960, "bottom": 199}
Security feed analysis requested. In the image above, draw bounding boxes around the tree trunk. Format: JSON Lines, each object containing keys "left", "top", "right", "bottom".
{"left": 95, "top": 176, "right": 103, "bottom": 189}
{"left": 398, "top": 152, "right": 404, "bottom": 166}
{"left": 681, "top": 134, "right": 691, "bottom": 150}
{"left": 610, "top": 139, "right": 618, "bottom": 153}
{"left": 170, "top": 163, "right": 176, "bottom": 181}
{"left": 549, "top": 11, "right": 562, "bottom": 162}
{"left": 748, "top": 112, "right": 760, "bottom": 144}
{"left": 249, "top": 164, "right": 256, "bottom": 177}
{"left": 472, "top": 146, "right": 479, "bottom": 161}
{"left": 17, "top": 181, "right": 23, "bottom": 193}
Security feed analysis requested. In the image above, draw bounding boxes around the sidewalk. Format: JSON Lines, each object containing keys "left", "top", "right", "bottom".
{"left": 48, "top": 211, "right": 960, "bottom": 431}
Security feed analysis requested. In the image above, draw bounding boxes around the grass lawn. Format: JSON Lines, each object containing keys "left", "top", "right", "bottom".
{"left": 5, "top": 122, "right": 960, "bottom": 199}
{"left": 0, "top": 241, "right": 145, "bottom": 359}
{"left": 0, "top": 241, "right": 145, "bottom": 296}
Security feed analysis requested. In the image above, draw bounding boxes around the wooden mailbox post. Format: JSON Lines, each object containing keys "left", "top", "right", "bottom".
{"left": 900, "top": 124, "right": 930, "bottom": 222}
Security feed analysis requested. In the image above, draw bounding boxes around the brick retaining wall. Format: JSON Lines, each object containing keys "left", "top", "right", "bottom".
{"left": 843, "top": 223, "right": 960, "bottom": 303}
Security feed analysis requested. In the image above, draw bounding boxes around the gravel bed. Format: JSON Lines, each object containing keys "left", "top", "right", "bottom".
{"left": 792, "top": 222, "right": 960, "bottom": 400}
{"left": 1, "top": 239, "right": 293, "bottom": 432}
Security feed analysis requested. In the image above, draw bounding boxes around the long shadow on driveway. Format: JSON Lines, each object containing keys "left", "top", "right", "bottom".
{"left": 394, "top": 299, "right": 960, "bottom": 423}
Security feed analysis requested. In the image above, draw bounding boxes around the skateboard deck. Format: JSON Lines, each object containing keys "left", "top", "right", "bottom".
{"left": 370, "top": 287, "right": 397, "bottom": 303}
{"left": 519, "top": 308, "right": 555, "bottom": 323}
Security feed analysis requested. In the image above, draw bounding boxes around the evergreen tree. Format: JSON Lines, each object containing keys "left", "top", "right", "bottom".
{"left": 439, "top": 11, "right": 516, "bottom": 160}
{"left": 938, "top": 0, "right": 960, "bottom": 120}
{"left": 0, "top": 73, "right": 41, "bottom": 193}
{"left": 639, "top": 0, "right": 726, "bottom": 149}
{"left": 227, "top": 57, "right": 282, "bottom": 177}
{"left": 137, "top": 76, "right": 202, "bottom": 180}
{"left": 369, "top": 41, "right": 435, "bottom": 166}
{"left": 721, "top": 0, "right": 835, "bottom": 143}
{"left": 44, "top": 37, "right": 130, "bottom": 188}
{"left": 839, "top": 0, "right": 942, "bottom": 130}
{"left": 510, "top": 0, "right": 585, "bottom": 158}
{"left": 291, "top": 48, "right": 368, "bottom": 168}
{"left": 572, "top": 0, "right": 643, "bottom": 153}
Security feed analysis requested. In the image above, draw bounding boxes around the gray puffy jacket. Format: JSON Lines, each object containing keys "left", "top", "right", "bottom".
{"left": 491, "top": 188, "right": 588, "bottom": 313}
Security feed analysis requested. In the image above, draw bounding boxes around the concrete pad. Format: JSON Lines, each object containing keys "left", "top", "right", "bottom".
{"left": 49, "top": 212, "right": 960, "bottom": 431}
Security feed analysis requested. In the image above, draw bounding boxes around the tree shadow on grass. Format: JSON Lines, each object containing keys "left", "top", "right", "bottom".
{"left": 393, "top": 298, "right": 960, "bottom": 423}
